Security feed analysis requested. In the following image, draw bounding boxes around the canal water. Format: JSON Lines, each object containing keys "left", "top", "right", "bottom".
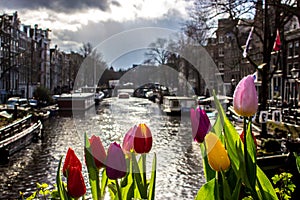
{"left": 0, "top": 97, "right": 208, "bottom": 199}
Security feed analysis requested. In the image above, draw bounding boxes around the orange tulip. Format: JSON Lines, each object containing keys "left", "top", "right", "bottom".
{"left": 205, "top": 133, "right": 230, "bottom": 171}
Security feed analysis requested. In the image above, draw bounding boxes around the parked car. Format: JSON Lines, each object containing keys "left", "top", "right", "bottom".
{"left": 6, "top": 97, "right": 28, "bottom": 109}
{"left": 29, "top": 99, "right": 38, "bottom": 108}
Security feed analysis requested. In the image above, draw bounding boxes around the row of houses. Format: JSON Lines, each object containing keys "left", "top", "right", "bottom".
{"left": 205, "top": 16, "right": 300, "bottom": 108}
{"left": 0, "top": 11, "right": 84, "bottom": 103}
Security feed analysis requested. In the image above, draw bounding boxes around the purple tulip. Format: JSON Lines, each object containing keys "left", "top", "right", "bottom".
{"left": 233, "top": 75, "right": 258, "bottom": 117}
{"left": 190, "top": 107, "right": 211, "bottom": 143}
{"left": 106, "top": 142, "right": 127, "bottom": 180}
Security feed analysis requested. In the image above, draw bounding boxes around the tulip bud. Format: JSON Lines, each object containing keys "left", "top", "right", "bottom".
{"left": 63, "top": 148, "right": 82, "bottom": 177}
{"left": 122, "top": 126, "right": 136, "bottom": 155}
{"left": 190, "top": 107, "right": 211, "bottom": 143}
{"left": 133, "top": 124, "right": 153, "bottom": 154}
{"left": 205, "top": 133, "right": 230, "bottom": 171}
{"left": 233, "top": 75, "right": 258, "bottom": 117}
{"left": 106, "top": 142, "right": 127, "bottom": 180}
{"left": 89, "top": 135, "right": 107, "bottom": 169}
{"left": 67, "top": 166, "right": 86, "bottom": 198}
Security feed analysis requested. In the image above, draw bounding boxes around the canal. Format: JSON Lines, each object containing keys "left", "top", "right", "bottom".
{"left": 0, "top": 97, "right": 208, "bottom": 199}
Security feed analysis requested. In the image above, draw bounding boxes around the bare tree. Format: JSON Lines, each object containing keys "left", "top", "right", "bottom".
{"left": 144, "top": 38, "right": 173, "bottom": 65}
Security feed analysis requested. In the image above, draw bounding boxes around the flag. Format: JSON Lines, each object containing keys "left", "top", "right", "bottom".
{"left": 243, "top": 26, "right": 254, "bottom": 58}
{"left": 273, "top": 29, "right": 281, "bottom": 51}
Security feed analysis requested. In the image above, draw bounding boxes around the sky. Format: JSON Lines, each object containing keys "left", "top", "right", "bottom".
{"left": 0, "top": 0, "right": 192, "bottom": 69}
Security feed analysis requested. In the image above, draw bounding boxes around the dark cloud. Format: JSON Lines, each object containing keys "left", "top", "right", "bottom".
{"left": 0, "top": 0, "right": 114, "bottom": 12}
{"left": 53, "top": 9, "right": 185, "bottom": 52}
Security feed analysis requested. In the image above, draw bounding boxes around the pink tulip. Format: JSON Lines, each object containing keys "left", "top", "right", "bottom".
{"left": 133, "top": 124, "right": 153, "bottom": 154}
{"left": 233, "top": 75, "right": 258, "bottom": 117}
{"left": 122, "top": 126, "right": 137, "bottom": 155}
{"left": 190, "top": 107, "right": 211, "bottom": 143}
{"left": 89, "top": 135, "right": 106, "bottom": 169}
{"left": 106, "top": 142, "right": 127, "bottom": 180}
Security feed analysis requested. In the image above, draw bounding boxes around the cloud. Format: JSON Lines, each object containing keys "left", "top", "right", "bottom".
{"left": 52, "top": 9, "right": 186, "bottom": 52}
{"left": 0, "top": 0, "right": 113, "bottom": 12}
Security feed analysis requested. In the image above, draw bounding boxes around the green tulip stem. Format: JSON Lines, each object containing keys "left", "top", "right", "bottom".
{"left": 215, "top": 171, "right": 220, "bottom": 200}
{"left": 115, "top": 179, "right": 122, "bottom": 200}
{"left": 243, "top": 117, "right": 248, "bottom": 179}
{"left": 142, "top": 153, "right": 147, "bottom": 193}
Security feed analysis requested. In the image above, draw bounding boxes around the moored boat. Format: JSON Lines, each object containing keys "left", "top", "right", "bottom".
{"left": 0, "top": 115, "right": 42, "bottom": 163}
{"left": 56, "top": 93, "right": 95, "bottom": 111}
{"left": 162, "top": 96, "right": 197, "bottom": 115}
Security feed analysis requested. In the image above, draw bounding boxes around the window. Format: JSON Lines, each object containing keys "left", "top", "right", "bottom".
{"left": 294, "top": 41, "right": 299, "bottom": 57}
{"left": 288, "top": 42, "right": 293, "bottom": 58}
{"left": 219, "top": 35, "right": 224, "bottom": 43}
{"left": 218, "top": 62, "right": 224, "bottom": 70}
{"left": 288, "top": 63, "right": 293, "bottom": 75}
{"left": 218, "top": 47, "right": 224, "bottom": 56}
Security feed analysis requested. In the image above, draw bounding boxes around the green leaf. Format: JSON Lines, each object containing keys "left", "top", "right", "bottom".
{"left": 121, "top": 158, "right": 134, "bottom": 200}
{"left": 101, "top": 169, "right": 108, "bottom": 198}
{"left": 256, "top": 167, "right": 278, "bottom": 200}
{"left": 213, "top": 92, "right": 250, "bottom": 187}
{"left": 220, "top": 171, "right": 232, "bottom": 200}
{"left": 232, "top": 178, "right": 242, "bottom": 200}
{"left": 245, "top": 120, "right": 257, "bottom": 189}
{"left": 84, "top": 133, "right": 101, "bottom": 200}
{"left": 131, "top": 152, "right": 147, "bottom": 199}
{"left": 195, "top": 178, "right": 217, "bottom": 200}
{"left": 200, "top": 143, "right": 215, "bottom": 182}
{"left": 26, "top": 191, "right": 37, "bottom": 200}
{"left": 148, "top": 153, "right": 156, "bottom": 200}
{"left": 293, "top": 152, "right": 300, "bottom": 174}
{"left": 56, "top": 156, "right": 69, "bottom": 200}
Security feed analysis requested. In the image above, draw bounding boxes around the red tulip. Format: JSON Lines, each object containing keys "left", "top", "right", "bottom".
{"left": 122, "top": 126, "right": 136, "bottom": 155}
{"left": 67, "top": 166, "right": 86, "bottom": 198}
{"left": 190, "top": 107, "right": 211, "bottom": 143}
{"left": 89, "top": 135, "right": 107, "bottom": 169}
{"left": 106, "top": 142, "right": 127, "bottom": 180}
{"left": 133, "top": 123, "right": 153, "bottom": 154}
{"left": 233, "top": 75, "right": 258, "bottom": 117}
{"left": 63, "top": 148, "right": 82, "bottom": 177}
{"left": 240, "top": 131, "right": 257, "bottom": 149}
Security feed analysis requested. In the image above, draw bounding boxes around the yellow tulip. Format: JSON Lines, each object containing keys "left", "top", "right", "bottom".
{"left": 205, "top": 133, "right": 230, "bottom": 171}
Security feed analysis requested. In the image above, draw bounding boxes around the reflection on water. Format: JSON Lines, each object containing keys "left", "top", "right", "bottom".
{"left": 0, "top": 97, "right": 206, "bottom": 199}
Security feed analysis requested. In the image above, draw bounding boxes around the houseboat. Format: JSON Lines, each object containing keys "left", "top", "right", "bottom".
{"left": 56, "top": 93, "right": 95, "bottom": 111}
{"left": 162, "top": 96, "right": 197, "bottom": 115}
{"left": 0, "top": 115, "right": 42, "bottom": 163}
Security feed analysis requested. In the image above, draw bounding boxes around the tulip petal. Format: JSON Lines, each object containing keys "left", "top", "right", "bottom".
{"left": 67, "top": 166, "right": 86, "bottom": 198}
{"left": 89, "top": 135, "right": 107, "bottom": 169}
{"left": 63, "top": 148, "right": 82, "bottom": 177}
{"left": 190, "top": 107, "right": 211, "bottom": 143}
{"left": 205, "top": 133, "right": 230, "bottom": 171}
{"left": 233, "top": 75, "right": 258, "bottom": 117}
{"left": 134, "top": 124, "right": 153, "bottom": 154}
{"left": 106, "top": 142, "right": 127, "bottom": 180}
